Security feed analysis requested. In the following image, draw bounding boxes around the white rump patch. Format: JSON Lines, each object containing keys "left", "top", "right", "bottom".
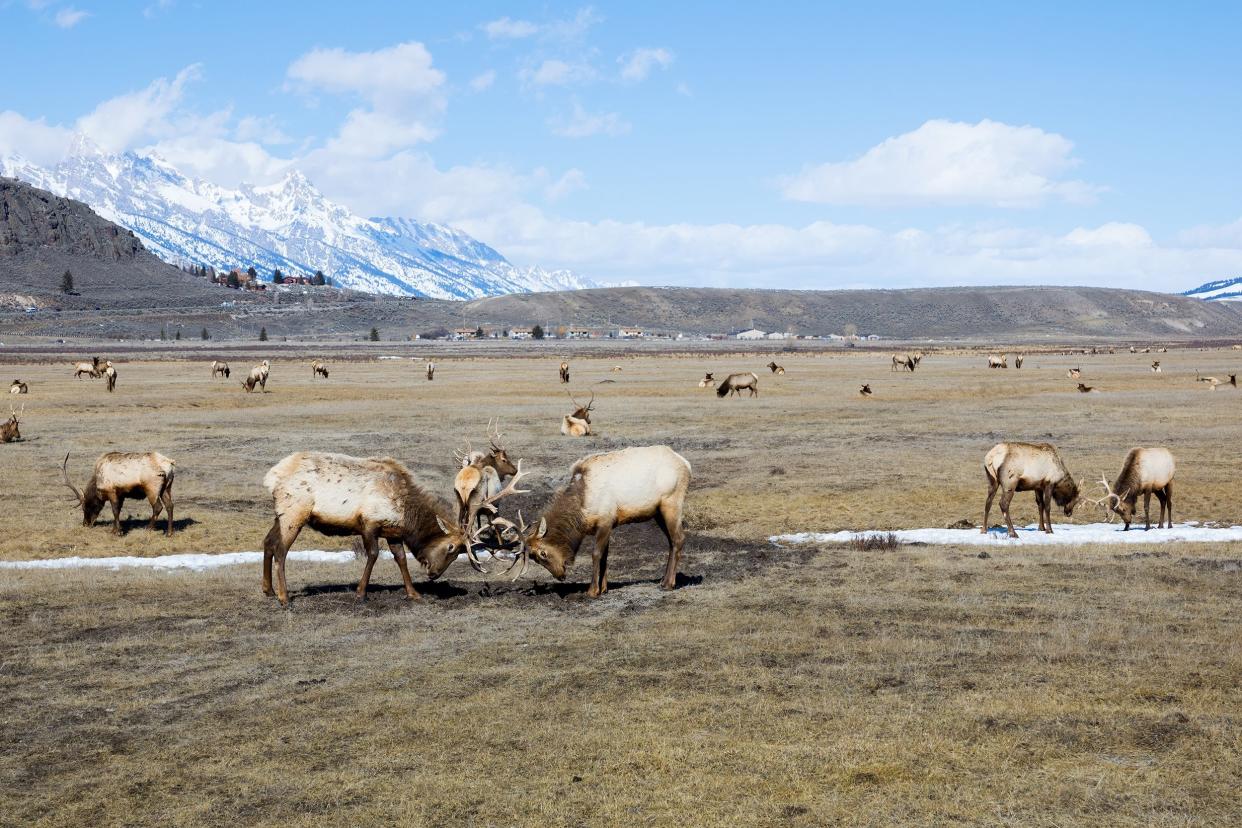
{"left": 772, "top": 522, "right": 1242, "bottom": 547}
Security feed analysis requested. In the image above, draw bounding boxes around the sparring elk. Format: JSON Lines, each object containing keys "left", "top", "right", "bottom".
{"left": 311, "top": 359, "right": 329, "bottom": 379}
{"left": 74, "top": 356, "right": 102, "bottom": 379}
{"left": 1014, "top": 355, "right": 1024, "bottom": 369}
{"left": 561, "top": 391, "right": 595, "bottom": 437}
{"left": 9, "top": 380, "right": 27, "bottom": 394}
{"left": 891, "top": 354, "right": 915, "bottom": 372}
{"left": 1, "top": 404, "right": 22, "bottom": 443}
{"left": 987, "top": 355, "right": 1007, "bottom": 369}
{"left": 982, "top": 442, "right": 1081, "bottom": 538}
{"left": 697, "top": 372, "right": 715, "bottom": 388}
{"left": 61, "top": 451, "right": 175, "bottom": 536}
{"left": 559, "top": 361, "right": 570, "bottom": 383}
{"left": 426, "top": 360, "right": 435, "bottom": 381}
{"left": 454, "top": 424, "right": 521, "bottom": 538}
{"left": 716, "top": 372, "right": 759, "bottom": 398}
{"left": 1096, "top": 447, "right": 1175, "bottom": 531}
{"left": 211, "top": 360, "right": 231, "bottom": 379}
{"left": 1151, "top": 361, "right": 1161, "bottom": 373}
{"left": 509, "top": 445, "right": 691, "bottom": 597}
{"left": 103, "top": 361, "right": 117, "bottom": 393}
{"left": 767, "top": 361, "right": 786, "bottom": 375}
{"left": 242, "top": 360, "right": 270, "bottom": 392}
{"left": 261, "top": 451, "right": 480, "bottom": 607}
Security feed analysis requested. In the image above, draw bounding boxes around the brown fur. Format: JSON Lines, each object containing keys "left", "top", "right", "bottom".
{"left": 311, "top": 360, "right": 329, "bottom": 379}
{"left": 1105, "top": 448, "right": 1175, "bottom": 530}
{"left": 559, "top": 361, "right": 570, "bottom": 383}
{"left": 1, "top": 408, "right": 21, "bottom": 443}
{"left": 74, "top": 356, "right": 102, "bottom": 379}
{"left": 982, "top": 442, "right": 1080, "bottom": 538}
{"left": 62, "top": 451, "right": 175, "bottom": 536}
{"left": 9, "top": 380, "right": 28, "bottom": 394}
{"left": 716, "top": 372, "right": 759, "bottom": 398}
{"left": 211, "top": 360, "right": 231, "bottom": 379}
{"left": 104, "top": 363, "right": 117, "bottom": 392}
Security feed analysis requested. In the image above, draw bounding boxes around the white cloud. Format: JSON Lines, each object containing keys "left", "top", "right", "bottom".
{"left": 483, "top": 7, "right": 601, "bottom": 41}
{"left": 619, "top": 47, "right": 673, "bottom": 82}
{"left": 551, "top": 101, "right": 629, "bottom": 138}
{"left": 143, "top": 0, "right": 174, "bottom": 18}
{"left": 286, "top": 42, "right": 445, "bottom": 106}
{"left": 482, "top": 16, "right": 539, "bottom": 39}
{"left": 522, "top": 58, "right": 596, "bottom": 87}
{"left": 0, "top": 111, "right": 72, "bottom": 164}
{"left": 468, "top": 70, "right": 496, "bottom": 92}
{"left": 545, "top": 168, "right": 587, "bottom": 201}
{"left": 75, "top": 64, "right": 202, "bottom": 152}
{"left": 781, "top": 119, "right": 1102, "bottom": 207}
{"left": 234, "top": 115, "right": 293, "bottom": 145}
{"left": 1178, "top": 217, "right": 1242, "bottom": 249}
{"left": 53, "top": 6, "right": 88, "bottom": 27}
{"left": 325, "top": 109, "right": 438, "bottom": 158}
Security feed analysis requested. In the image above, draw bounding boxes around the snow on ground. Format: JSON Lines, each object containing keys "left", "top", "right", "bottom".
{"left": 772, "top": 522, "right": 1242, "bottom": 547}
{"left": 0, "top": 550, "right": 510, "bottom": 572}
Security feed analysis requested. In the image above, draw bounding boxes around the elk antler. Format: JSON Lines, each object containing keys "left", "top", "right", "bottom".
{"left": 488, "top": 418, "right": 505, "bottom": 453}
{"left": 463, "top": 460, "right": 532, "bottom": 551}
{"left": 60, "top": 452, "right": 84, "bottom": 506}
{"left": 497, "top": 511, "right": 530, "bottom": 580}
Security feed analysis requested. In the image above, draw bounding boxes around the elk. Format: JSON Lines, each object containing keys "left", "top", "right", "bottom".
{"left": 261, "top": 452, "right": 478, "bottom": 607}
{"left": 611, "top": 366, "right": 624, "bottom": 373}
{"left": 242, "top": 360, "right": 270, "bottom": 392}
{"left": 1151, "top": 361, "right": 1161, "bottom": 373}
{"left": 891, "top": 354, "right": 915, "bottom": 372}
{"left": 9, "top": 380, "right": 28, "bottom": 394}
{"left": 426, "top": 360, "right": 435, "bottom": 381}
{"left": 509, "top": 445, "right": 691, "bottom": 597}
{"left": 453, "top": 424, "right": 521, "bottom": 537}
{"left": 211, "top": 360, "right": 231, "bottom": 379}
{"left": 1067, "top": 366, "right": 1081, "bottom": 379}
{"left": 767, "top": 361, "right": 786, "bottom": 375}
{"left": 559, "top": 361, "right": 570, "bottom": 383}
{"left": 61, "top": 451, "right": 175, "bottom": 536}
{"left": 1, "top": 404, "right": 22, "bottom": 443}
{"left": 858, "top": 383, "right": 873, "bottom": 397}
{"left": 73, "top": 356, "right": 102, "bottom": 379}
{"left": 311, "top": 359, "right": 329, "bottom": 379}
{"left": 982, "top": 442, "right": 1081, "bottom": 538}
{"left": 697, "top": 372, "right": 715, "bottom": 388}
{"left": 561, "top": 391, "right": 595, "bottom": 437}
{"left": 987, "top": 355, "right": 1007, "bottom": 369}
{"left": 1014, "top": 355, "right": 1024, "bottom": 369}
{"left": 1076, "top": 382, "right": 1096, "bottom": 393}
{"left": 1096, "top": 448, "right": 1175, "bottom": 531}
{"left": 716, "top": 372, "right": 759, "bottom": 398}
{"left": 103, "top": 361, "right": 117, "bottom": 393}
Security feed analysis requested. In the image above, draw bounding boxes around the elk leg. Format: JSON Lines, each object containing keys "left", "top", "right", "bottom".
{"left": 262, "top": 519, "right": 281, "bottom": 596}
{"left": 1143, "top": 491, "right": 1153, "bottom": 531}
{"left": 1042, "top": 484, "right": 1055, "bottom": 534}
{"left": 587, "top": 524, "right": 612, "bottom": 598}
{"left": 998, "top": 488, "right": 1018, "bottom": 539}
{"left": 658, "top": 501, "right": 685, "bottom": 591}
{"left": 982, "top": 477, "right": 998, "bottom": 534}
{"left": 1034, "top": 489, "right": 1046, "bottom": 532}
{"left": 148, "top": 489, "right": 163, "bottom": 531}
{"left": 162, "top": 486, "right": 174, "bottom": 537}
{"left": 272, "top": 515, "right": 304, "bottom": 607}
{"left": 388, "top": 540, "right": 421, "bottom": 601}
{"left": 1164, "top": 482, "right": 1173, "bottom": 528}
{"left": 109, "top": 494, "right": 123, "bottom": 535}
{"left": 356, "top": 529, "right": 380, "bottom": 602}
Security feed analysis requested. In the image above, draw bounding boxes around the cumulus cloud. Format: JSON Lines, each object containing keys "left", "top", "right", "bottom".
{"left": 481, "top": 16, "right": 539, "bottom": 39}
{"left": 781, "top": 119, "right": 1102, "bottom": 207}
{"left": 618, "top": 47, "right": 673, "bottom": 82}
{"left": 286, "top": 41, "right": 445, "bottom": 106}
{"left": 522, "top": 58, "right": 596, "bottom": 87}
{"left": 469, "top": 70, "right": 496, "bottom": 92}
{"left": 53, "top": 6, "right": 88, "bottom": 27}
{"left": 0, "top": 111, "right": 73, "bottom": 164}
{"left": 75, "top": 64, "right": 203, "bottom": 152}
{"left": 325, "top": 109, "right": 438, "bottom": 157}
{"left": 551, "top": 101, "right": 628, "bottom": 137}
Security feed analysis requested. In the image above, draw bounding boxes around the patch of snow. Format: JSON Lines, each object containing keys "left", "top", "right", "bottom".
{"left": 771, "top": 522, "right": 1242, "bottom": 547}
{"left": 0, "top": 549, "right": 511, "bottom": 573}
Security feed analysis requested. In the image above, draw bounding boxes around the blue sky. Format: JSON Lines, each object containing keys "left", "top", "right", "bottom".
{"left": 3, "top": 0, "right": 1242, "bottom": 290}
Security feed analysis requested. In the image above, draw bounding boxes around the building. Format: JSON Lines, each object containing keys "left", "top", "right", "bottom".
{"left": 615, "top": 327, "right": 644, "bottom": 339}
{"left": 735, "top": 329, "right": 767, "bottom": 340}
{"left": 510, "top": 327, "right": 534, "bottom": 340}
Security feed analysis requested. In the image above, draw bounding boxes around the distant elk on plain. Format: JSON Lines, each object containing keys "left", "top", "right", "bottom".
{"left": 562, "top": 391, "right": 595, "bottom": 437}
{"left": 1014, "top": 355, "right": 1024, "bottom": 369}
{"left": 982, "top": 442, "right": 1081, "bottom": 538}
{"left": 987, "top": 355, "right": 1008, "bottom": 369}
{"left": 559, "top": 361, "right": 570, "bottom": 383}
{"left": 74, "top": 357, "right": 103, "bottom": 379}
{"left": 767, "top": 361, "right": 786, "bottom": 375}
{"left": 311, "top": 359, "right": 329, "bottom": 379}
{"left": 426, "top": 360, "right": 435, "bottom": 381}
{"left": 9, "top": 380, "right": 28, "bottom": 394}
{"left": 716, "top": 372, "right": 759, "bottom": 398}
{"left": 2, "top": 404, "right": 22, "bottom": 443}
{"left": 697, "top": 372, "right": 715, "bottom": 388}
{"left": 103, "top": 361, "right": 117, "bottom": 393}
{"left": 211, "top": 360, "right": 231, "bottom": 379}
{"left": 242, "top": 360, "right": 270, "bottom": 392}
{"left": 891, "top": 354, "right": 916, "bottom": 372}
{"left": 61, "top": 451, "right": 176, "bottom": 536}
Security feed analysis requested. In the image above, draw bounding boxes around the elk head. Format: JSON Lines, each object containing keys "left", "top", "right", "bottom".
{"left": 1052, "top": 476, "right": 1082, "bottom": 517}
{"left": 423, "top": 516, "right": 473, "bottom": 579}
{"left": 1094, "top": 474, "right": 1133, "bottom": 527}
{"left": 2, "top": 403, "right": 22, "bottom": 442}
{"left": 568, "top": 390, "right": 595, "bottom": 423}
{"left": 487, "top": 421, "right": 518, "bottom": 477}
{"left": 506, "top": 514, "right": 573, "bottom": 582}
{"left": 60, "top": 453, "right": 105, "bottom": 526}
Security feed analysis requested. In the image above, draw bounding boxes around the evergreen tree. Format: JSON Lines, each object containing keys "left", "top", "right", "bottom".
{"left": 474, "top": 326, "right": 485, "bottom": 338}
{"left": 532, "top": 324, "right": 545, "bottom": 340}
{"left": 272, "top": 269, "right": 284, "bottom": 284}
{"left": 160, "top": 327, "right": 167, "bottom": 340}
{"left": 370, "top": 327, "right": 380, "bottom": 342}
{"left": 201, "top": 327, "right": 210, "bottom": 340}
{"left": 60, "top": 270, "right": 74, "bottom": 293}
{"left": 226, "top": 271, "right": 240, "bottom": 288}
{"left": 259, "top": 327, "right": 268, "bottom": 341}
{"left": 313, "top": 270, "right": 326, "bottom": 286}
{"left": 175, "top": 330, "right": 181, "bottom": 341}
{"left": 247, "top": 266, "right": 258, "bottom": 279}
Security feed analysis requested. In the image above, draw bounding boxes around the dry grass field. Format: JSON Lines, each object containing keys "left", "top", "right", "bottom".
{"left": 2, "top": 346, "right": 1241, "bottom": 826}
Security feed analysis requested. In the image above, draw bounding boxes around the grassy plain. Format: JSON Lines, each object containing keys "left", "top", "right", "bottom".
{"left": 1, "top": 346, "right": 1241, "bottom": 826}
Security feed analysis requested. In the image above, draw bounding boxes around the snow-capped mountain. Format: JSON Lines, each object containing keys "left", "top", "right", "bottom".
{"left": 1183, "top": 277, "right": 1242, "bottom": 302}
{"left": 0, "top": 134, "right": 591, "bottom": 299}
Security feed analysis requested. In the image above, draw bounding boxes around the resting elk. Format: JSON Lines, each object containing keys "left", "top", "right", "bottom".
{"left": 1067, "top": 366, "right": 1082, "bottom": 379}
{"left": 74, "top": 356, "right": 102, "bottom": 379}
{"left": 1076, "top": 382, "right": 1096, "bottom": 393}
{"left": 1097, "top": 447, "right": 1175, "bottom": 531}
{"left": 426, "top": 360, "right": 435, "bottom": 381}
{"left": 858, "top": 383, "right": 873, "bottom": 397}
{"left": 559, "top": 361, "right": 570, "bottom": 383}
{"left": 454, "top": 425, "right": 521, "bottom": 539}
{"left": 61, "top": 451, "right": 176, "bottom": 536}
{"left": 311, "top": 359, "right": 329, "bottom": 379}
{"left": 509, "top": 445, "right": 691, "bottom": 597}
{"left": 1151, "top": 361, "right": 1161, "bottom": 373}
{"left": 262, "top": 451, "right": 481, "bottom": 607}
{"left": 891, "top": 354, "right": 915, "bottom": 372}
{"left": 697, "top": 372, "right": 715, "bottom": 388}
{"left": 982, "top": 442, "right": 1081, "bottom": 538}
{"left": 103, "top": 361, "right": 117, "bottom": 393}
{"left": 211, "top": 360, "right": 231, "bottom": 379}
{"left": 9, "top": 380, "right": 28, "bottom": 394}
{"left": 242, "top": 360, "right": 270, "bottom": 392}
{"left": 1196, "top": 371, "right": 1236, "bottom": 390}
{"left": 2, "top": 404, "right": 22, "bottom": 443}
{"left": 716, "top": 372, "right": 759, "bottom": 398}
{"left": 987, "top": 355, "right": 1007, "bottom": 369}
{"left": 562, "top": 391, "right": 595, "bottom": 437}
{"left": 767, "top": 361, "right": 786, "bottom": 375}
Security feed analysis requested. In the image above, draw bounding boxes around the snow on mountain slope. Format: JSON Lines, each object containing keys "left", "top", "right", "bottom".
{"left": 1183, "top": 277, "right": 1242, "bottom": 302}
{"left": 0, "top": 134, "right": 593, "bottom": 299}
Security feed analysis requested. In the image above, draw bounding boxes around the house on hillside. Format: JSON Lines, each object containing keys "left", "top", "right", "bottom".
{"left": 735, "top": 328, "right": 767, "bottom": 340}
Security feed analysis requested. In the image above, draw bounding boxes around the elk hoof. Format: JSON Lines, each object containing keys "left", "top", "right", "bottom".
{"left": 262, "top": 587, "right": 276, "bottom": 597}
{"left": 1007, "top": 532, "right": 1019, "bottom": 539}
{"left": 586, "top": 586, "right": 601, "bottom": 598}
{"left": 660, "top": 580, "right": 676, "bottom": 591}
{"left": 354, "top": 593, "right": 368, "bottom": 603}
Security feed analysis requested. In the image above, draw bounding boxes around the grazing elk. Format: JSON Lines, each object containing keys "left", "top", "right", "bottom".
{"left": 767, "top": 361, "right": 786, "bottom": 375}
{"left": 891, "top": 354, "right": 915, "bottom": 372}
{"left": 211, "top": 360, "right": 231, "bottom": 379}
{"left": 426, "top": 360, "right": 435, "bottom": 381}
{"left": 9, "top": 380, "right": 28, "bottom": 394}
{"left": 311, "top": 359, "right": 329, "bottom": 379}
{"left": 982, "top": 442, "right": 1081, "bottom": 538}
{"left": 2, "top": 404, "right": 22, "bottom": 443}
{"left": 261, "top": 452, "right": 479, "bottom": 607}
{"left": 559, "top": 361, "right": 570, "bottom": 383}
{"left": 1014, "top": 355, "right": 1024, "bottom": 369}
{"left": 1151, "top": 361, "right": 1161, "bottom": 373}
{"left": 509, "top": 445, "right": 691, "bottom": 597}
{"left": 858, "top": 383, "right": 873, "bottom": 397}
{"left": 1097, "top": 447, "right": 1175, "bottom": 531}
{"left": 74, "top": 357, "right": 103, "bottom": 379}
{"left": 103, "top": 361, "right": 117, "bottom": 393}
{"left": 697, "top": 372, "right": 715, "bottom": 388}
{"left": 716, "top": 372, "right": 759, "bottom": 398}
{"left": 454, "top": 425, "right": 521, "bottom": 537}
{"left": 242, "top": 360, "right": 270, "bottom": 392}
{"left": 61, "top": 451, "right": 175, "bottom": 536}
{"left": 1067, "top": 366, "right": 1082, "bottom": 379}
{"left": 561, "top": 391, "right": 595, "bottom": 437}
{"left": 987, "top": 355, "right": 1008, "bottom": 369}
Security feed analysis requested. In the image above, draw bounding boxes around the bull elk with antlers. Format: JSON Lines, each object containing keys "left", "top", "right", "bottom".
{"left": 716, "top": 372, "right": 759, "bottom": 398}
{"left": 9, "top": 380, "right": 28, "bottom": 394}
{"left": 211, "top": 360, "right": 231, "bottom": 379}
{"left": 454, "top": 424, "right": 521, "bottom": 537}
{"left": 982, "top": 442, "right": 1081, "bottom": 538}
{"left": 697, "top": 372, "right": 715, "bottom": 388}
{"left": 261, "top": 452, "right": 480, "bottom": 607}
{"left": 2, "top": 404, "right": 22, "bottom": 443}
{"left": 311, "top": 359, "right": 329, "bottom": 379}
{"left": 74, "top": 357, "right": 102, "bottom": 379}
{"left": 562, "top": 391, "right": 595, "bottom": 437}
{"left": 506, "top": 445, "right": 691, "bottom": 597}
{"left": 767, "top": 361, "right": 786, "bottom": 375}
{"left": 61, "top": 451, "right": 175, "bottom": 536}
{"left": 1096, "top": 447, "right": 1175, "bottom": 531}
